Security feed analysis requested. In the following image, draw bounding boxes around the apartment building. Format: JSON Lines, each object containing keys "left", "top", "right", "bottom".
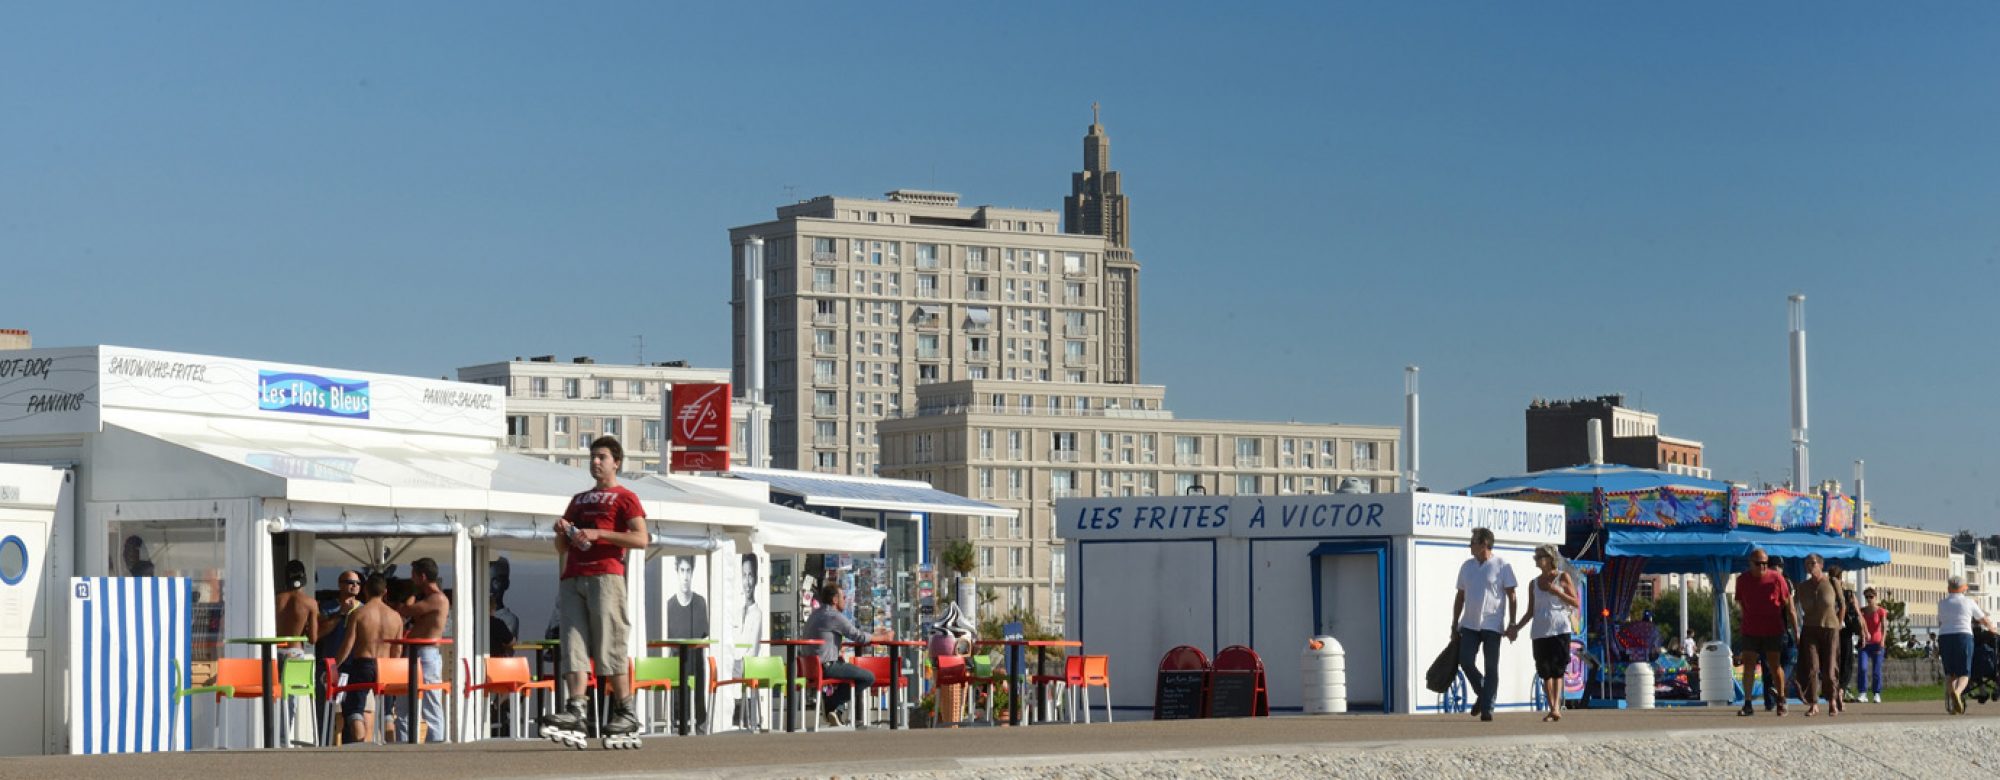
{"left": 1863, "top": 522, "right": 1957, "bottom": 633}
{"left": 878, "top": 379, "right": 1400, "bottom": 632}
{"left": 727, "top": 120, "right": 1140, "bottom": 478}
{"left": 456, "top": 356, "right": 766, "bottom": 471}
{"left": 1525, "top": 395, "right": 1708, "bottom": 478}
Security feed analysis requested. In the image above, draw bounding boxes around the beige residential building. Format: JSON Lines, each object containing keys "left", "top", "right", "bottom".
{"left": 0, "top": 329, "right": 28, "bottom": 350}
{"left": 456, "top": 356, "right": 766, "bottom": 472}
{"left": 728, "top": 121, "right": 1140, "bottom": 478}
{"left": 1863, "top": 522, "right": 1956, "bottom": 632}
{"left": 879, "top": 379, "right": 1401, "bottom": 632}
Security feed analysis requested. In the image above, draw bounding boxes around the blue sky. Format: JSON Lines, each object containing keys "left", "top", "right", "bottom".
{"left": 5, "top": 3, "right": 1997, "bottom": 534}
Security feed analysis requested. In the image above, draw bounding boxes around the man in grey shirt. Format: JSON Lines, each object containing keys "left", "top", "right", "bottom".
{"left": 805, "top": 582, "right": 892, "bottom": 726}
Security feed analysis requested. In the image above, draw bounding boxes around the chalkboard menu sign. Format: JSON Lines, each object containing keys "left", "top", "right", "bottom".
{"left": 1154, "top": 669, "right": 1209, "bottom": 720}
{"left": 1208, "top": 670, "right": 1259, "bottom": 718}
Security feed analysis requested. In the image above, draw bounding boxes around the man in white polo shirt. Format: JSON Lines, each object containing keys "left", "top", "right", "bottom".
{"left": 1452, "top": 526, "right": 1518, "bottom": 721}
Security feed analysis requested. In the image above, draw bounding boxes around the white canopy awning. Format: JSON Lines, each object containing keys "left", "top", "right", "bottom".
{"left": 965, "top": 307, "right": 992, "bottom": 326}
{"left": 632, "top": 473, "right": 885, "bottom": 555}
{"left": 94, "top": 408, "right": 755, "bottom": 532}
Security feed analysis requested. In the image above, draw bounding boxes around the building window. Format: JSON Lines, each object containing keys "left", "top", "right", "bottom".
{"left": 563, "top": 378, "right": 580, "bottom": 399}
{"left": 1236, "top": 474, "right": 1260, "bottom": 494}
{"left": 1051, "top": 432, "right": 1078, "bottom": 461}
{"left": 1354, "top": 441, "right": 1379, "bottom": 470}
{"left": 596, "top": 379, "right": 613, "bottom": 398}
{"left": 981, "top": 548, "right": 995, "bottom": 576}
{"left": 602, "top": 417, "right": 620, "bottom": 436}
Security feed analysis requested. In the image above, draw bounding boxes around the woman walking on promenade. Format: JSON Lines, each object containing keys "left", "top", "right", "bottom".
{"left": 1507, "top": 544, "right": 1580, "bottom": 722}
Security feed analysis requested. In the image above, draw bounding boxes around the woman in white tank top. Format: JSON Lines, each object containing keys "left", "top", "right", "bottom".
{"left": 1507, "top": 544, "right": 1580, "bottom": 722}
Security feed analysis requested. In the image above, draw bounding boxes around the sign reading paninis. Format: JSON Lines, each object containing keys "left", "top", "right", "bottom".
{"left": 257, "top": 370, "right": 371, "bottom": 420}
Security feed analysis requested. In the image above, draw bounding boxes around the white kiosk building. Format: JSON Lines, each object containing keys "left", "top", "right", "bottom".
{"left": 0, "top": 345, "right": 881, "bottom": 754}
{"left": 1058, "top": 492, "right": 1563, "bottom": 715}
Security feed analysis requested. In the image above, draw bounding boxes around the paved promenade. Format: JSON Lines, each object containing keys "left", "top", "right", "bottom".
{"left": 3, "top": 703, "right": 1994, "bottom": 780}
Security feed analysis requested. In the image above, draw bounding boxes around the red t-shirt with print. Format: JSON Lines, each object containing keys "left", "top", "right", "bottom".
{"left": 560, "top": 485, "right": 644, "bottom": 579}
{"left": 1734, "top": 569, "right": 1792, "bottom": 637}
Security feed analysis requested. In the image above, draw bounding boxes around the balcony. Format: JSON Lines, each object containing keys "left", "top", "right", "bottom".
{"left": 1052, "top": 450, "right": 1079, "bottom": 463}
{"left": 965, "top": 288, "right": 991, "bottom": 301}
{"left": 812, "top": 312, "right": 840, "bottom": 326}
{"left": 978, "top": 447, "right": 995, "bottom": 459}
{"left": 915, "top": 317, "right": 941, "bottom": 330}
{"left": 639, "top": 438, "right": 661, "bottom": 453}
{"left": 812, "top": 374, "right": 840, "bottom": 387}
{"left": 965, "top": 259, "right": 990, "bottom": 273}
{"left": 916, "top": 286, "right": 942, "bottom": 300}
{"left": 968, "top": 350, "right": 992, "bottom": 363}
{"left": 813, "top": 343, "right": 839, "bottom": 356}
{"left": 1064, "top": 324, "right": 1095, "bottom": 337}
{"left": 916, "top": 348, "right": 942, "bottom": 361}
{"left": 1235, "top": 455, "right": 1263, "bottom": 469}
{"left": 813, "top": 435, "right": 840, "bottom": 447}
{"left": 1063, "top": 355, "right": 1091, "bottom": 367}
{"left": 506, "top": 434, "right": 530, "bottom": 448}
{"left": 813, "top": 404, "right": 839, "bottom": 417}
{"left": 812, "top": 281, "right": 837, "bottom": 293}
{"left": 812, "top": 251, "right": 838, "bottom": 264}
{"left": 1175, "top": 452, "right": 1201, "bottom": 466}
{"left": 1062, "top": 295, "right": 1087, "bottom": 306}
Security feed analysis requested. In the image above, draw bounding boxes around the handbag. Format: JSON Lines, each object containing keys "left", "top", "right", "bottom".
{"left": 1425, "top": 637, "right": 1460, "bottom": 693}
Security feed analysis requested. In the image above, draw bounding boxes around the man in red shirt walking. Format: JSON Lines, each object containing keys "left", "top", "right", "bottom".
{"left": 1733, "top": 547, "right": 1797, "bottom": 716}
{"left": 540, "top": 436, "right": 649, "bottom": 745}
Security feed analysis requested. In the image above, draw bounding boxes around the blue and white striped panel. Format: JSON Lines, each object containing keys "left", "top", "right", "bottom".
{"left": 68, "top": 577, "right": 192, "bottom": 754}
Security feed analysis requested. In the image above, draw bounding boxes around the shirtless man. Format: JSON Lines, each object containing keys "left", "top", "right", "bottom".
{"left": 336, "top": 574, "right": 402, "bottom": 744}
{"left": 395, "top": 557, "right": 450, "bottom": 743}
{"left": 273, "top": 560, "right": 319, "bottom": 744}
{"left": 276, "top": 560, "right": 319, "bottom": 644}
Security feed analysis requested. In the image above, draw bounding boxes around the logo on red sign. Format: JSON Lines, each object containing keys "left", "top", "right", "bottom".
{"left": 671, "top": 449, "right": 732, "bottom": 472}
{"left": 670, "top": 383, "right": 731, "bottom": 448}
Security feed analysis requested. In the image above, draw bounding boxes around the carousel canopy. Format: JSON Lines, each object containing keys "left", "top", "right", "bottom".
{"left": 1462, "top": 463, "right": 1731, "bottom": 497}
{"left": 1606, "top": 527, "right": 1889, "bottom": 574}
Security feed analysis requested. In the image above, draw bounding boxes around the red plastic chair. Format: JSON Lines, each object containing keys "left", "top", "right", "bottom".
{"left": 321, "top": 657, "right": 382, "bottom": 745}
{"left": 851, "top": 655, "right": 911, "bottom": 727}
{"left": 931, "top": 655, "right": 974, "bottom": 726}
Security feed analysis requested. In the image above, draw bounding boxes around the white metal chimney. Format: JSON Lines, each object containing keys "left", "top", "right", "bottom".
{"left": 1789, "top": 294, "right": 1809, "bottom": 489}
{"left": 745, "top": 237, "right": 769, "bottom": 469}
{"left": 1403, "top": 366, "right": 1420, "bottom": 490}
{"left": 1586, "top": 418, "right": 1604, "bottom": 465}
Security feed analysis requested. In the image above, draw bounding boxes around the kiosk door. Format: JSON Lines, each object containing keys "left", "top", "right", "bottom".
{"left": 1309, "top": 541, "right": 1391, "bottom": 712}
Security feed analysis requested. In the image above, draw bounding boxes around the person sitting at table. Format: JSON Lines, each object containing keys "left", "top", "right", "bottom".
{"left": 805, "top": 582, "right": 892, "bottom": 727}
{"left": 335, "top": 574, "right": 401, "bottom": 744}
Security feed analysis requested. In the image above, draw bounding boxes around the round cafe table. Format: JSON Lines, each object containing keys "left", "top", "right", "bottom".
{"left": 647, "top": 639, "right": 715, "bottom": 735}
{"left": 511, "top": 639, "right": 561, "bottom": 733}
{"left": 223, "top": 636, "right": 307, "bottom": 749}
{"left": 975, "top": 639, "right": 1082, "bottom": 725}
{"left": 759, "top": 639, "right": 822, "bottom": 733}
{"left": 385, "top": 637, "right": 451, "bottom": 744}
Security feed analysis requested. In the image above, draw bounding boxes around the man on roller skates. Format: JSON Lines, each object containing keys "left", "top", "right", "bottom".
{"left": 540, "top": 436, "right": 648, "bottom": 748}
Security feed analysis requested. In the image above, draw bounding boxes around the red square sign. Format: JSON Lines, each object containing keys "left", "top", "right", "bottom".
{"left": 670, "top": 383, "right": 731, "bottom": 448}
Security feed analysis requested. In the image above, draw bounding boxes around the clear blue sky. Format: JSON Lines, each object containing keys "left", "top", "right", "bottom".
{"left": 5, "top": 3, "right": 1997, "bottom": 535}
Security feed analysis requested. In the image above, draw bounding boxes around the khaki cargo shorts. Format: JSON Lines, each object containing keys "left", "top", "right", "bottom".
{"left": 558, "top": 573, "right": 630, "bottom": 677}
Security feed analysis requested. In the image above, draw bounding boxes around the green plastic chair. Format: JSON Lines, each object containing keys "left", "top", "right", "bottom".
{"left": 968, "top": 655, "right": 1007, "bottom": 724}
{"left": 278, "top": 658, "right": 316, "bottom": 746}
{"left": 633, "top": 656, "right": 680, "bottom": 734}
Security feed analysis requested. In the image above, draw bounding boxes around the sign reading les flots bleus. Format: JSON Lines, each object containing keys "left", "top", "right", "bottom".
{"left": 257, "top": 370, "right": 371, "bottom": 420}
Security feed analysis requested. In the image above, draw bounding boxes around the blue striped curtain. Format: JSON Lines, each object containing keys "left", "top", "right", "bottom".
{"left": 70, "top": 577, "right": 192, "bottom": 754}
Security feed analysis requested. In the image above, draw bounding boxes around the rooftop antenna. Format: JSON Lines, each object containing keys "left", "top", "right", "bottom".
{"left": 633, "top": 334, "right": 644, "bottom": 365}
{"left": 783, "top": 184, "right": 797, "bottom": 202}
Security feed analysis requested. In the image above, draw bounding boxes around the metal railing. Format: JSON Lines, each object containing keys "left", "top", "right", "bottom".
{"left": 812, "top": 251, "right": 838, "bottom": 264}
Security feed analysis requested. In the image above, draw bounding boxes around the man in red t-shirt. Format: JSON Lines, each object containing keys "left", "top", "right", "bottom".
{"left": 1732, "top": 547, "right": 1797, "bottom": 716}
{"left": 538, "top": 436, "right": 649, "bottom": 742}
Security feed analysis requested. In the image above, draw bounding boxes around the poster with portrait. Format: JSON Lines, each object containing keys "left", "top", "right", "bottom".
{"left": 663, "top": 553, "right": 710, "bottom": 640}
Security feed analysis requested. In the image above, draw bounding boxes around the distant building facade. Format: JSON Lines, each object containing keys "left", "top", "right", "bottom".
{"left": 878, "top": 379, "right": 1399, "bottom": 631}
{"left": 1525, "top": 394, "right": 1707, "bottom": 477}
{"left": 457, "top": 356, "right": 766, "bottom": 472}
{"left": 0, "top": 329, "right": 28, "bottom": 350}
{"left": 1863, "top": 522, "right": 1956, "bottom": 634}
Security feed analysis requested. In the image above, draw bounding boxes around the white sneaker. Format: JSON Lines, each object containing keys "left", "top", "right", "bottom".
{"left": 1871, "top": 693, "right": 1881, "bottom": 703}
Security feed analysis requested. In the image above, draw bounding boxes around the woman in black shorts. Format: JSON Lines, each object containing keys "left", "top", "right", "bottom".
{"left": 1507, "top": 544, "right": 1581, "bottom": 722}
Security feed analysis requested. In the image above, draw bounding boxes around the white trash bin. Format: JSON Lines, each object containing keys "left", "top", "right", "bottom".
{"left": 1302, "top": 636, "right": 1347, "bottom": 714}
{"left": 1698, "top": 641, "right": 1735, "bottom": 704}
{"left": 1625, "top": 661, "right": 1656, "bottom": 709}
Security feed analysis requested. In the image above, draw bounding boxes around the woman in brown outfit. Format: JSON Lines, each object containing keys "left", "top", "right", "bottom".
{"left": 1794, "top": 553, "right": 1846, "bottom": 716}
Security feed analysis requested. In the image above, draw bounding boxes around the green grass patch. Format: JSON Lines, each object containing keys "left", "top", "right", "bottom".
{"left": 1879, "top": 683, "right": 1943, "bottom": 702}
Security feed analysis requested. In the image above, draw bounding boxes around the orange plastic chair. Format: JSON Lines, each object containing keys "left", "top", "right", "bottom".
{"left": 1072, "top": 655, "right": 1112, "bottom": 723}
{"left": 175, "top": 658, "right": 275, "bottom": 748}
{"left": 378, "top": 661, "right": 452, "bottom": 743}
{"left": 465, "top": 656, "right": 556, "bottom": 738}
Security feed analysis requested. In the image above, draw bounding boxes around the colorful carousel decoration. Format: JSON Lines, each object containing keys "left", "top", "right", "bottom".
{"left": 1462, "top": 463, "right": 1887, "bottom": 705}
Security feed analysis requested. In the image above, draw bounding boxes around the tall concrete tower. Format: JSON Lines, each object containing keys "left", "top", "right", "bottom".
{"left": 1063, "top": 103, "right": 1141, "bottom": 384}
